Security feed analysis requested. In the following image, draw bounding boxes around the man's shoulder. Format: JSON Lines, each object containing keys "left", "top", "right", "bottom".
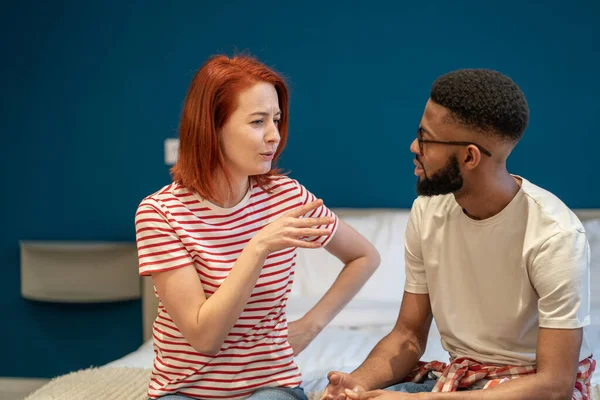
{"left": 519, "top": 176, "right": 585, "bottom": 235}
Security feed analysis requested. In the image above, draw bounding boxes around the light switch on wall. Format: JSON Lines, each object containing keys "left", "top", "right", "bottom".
{"left": 164, "top": 138, "right": 179, "bottom": 165}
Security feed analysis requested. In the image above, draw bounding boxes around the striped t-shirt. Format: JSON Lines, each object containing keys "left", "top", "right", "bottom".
{"left": 134, "top": 176, "right": 338, "bottom": 399}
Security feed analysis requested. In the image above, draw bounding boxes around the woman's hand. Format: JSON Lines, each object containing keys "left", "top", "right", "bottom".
{"left": 287, "top": 318, "right": 321, "bottom": 356}
{"left": 250, "top": 199, "right": 333, "bottom": 257}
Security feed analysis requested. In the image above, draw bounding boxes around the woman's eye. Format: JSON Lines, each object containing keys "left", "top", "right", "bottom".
{"left": 251, "top": 120, "right": 264, "bottom": 126}
{"left": 274, "top": 119, "right": 281, "bottom": 126}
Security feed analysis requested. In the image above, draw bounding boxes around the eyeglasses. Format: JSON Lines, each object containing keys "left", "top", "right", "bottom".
{"left": 417, "top": 127, "right": 492, "bottom": 157}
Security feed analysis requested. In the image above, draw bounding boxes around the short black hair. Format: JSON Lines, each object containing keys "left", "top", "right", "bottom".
{"left": 430, "top": 69, "right": 529, "bottom": 143}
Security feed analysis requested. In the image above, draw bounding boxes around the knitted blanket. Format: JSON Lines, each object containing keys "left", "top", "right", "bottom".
{"left": 23, "top": 366, "right": 599, "bottom": 400}
{"left": 24, "top": 367, "right": 325, "bottom": 400}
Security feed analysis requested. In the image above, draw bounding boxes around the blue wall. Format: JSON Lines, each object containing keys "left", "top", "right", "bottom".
{"left": 2, "top": 0, "right": 598, "bottom": 378}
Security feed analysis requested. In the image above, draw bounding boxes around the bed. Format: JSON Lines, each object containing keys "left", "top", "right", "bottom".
{"left": 25, "top": 208, "right": 600, "bottom": 400}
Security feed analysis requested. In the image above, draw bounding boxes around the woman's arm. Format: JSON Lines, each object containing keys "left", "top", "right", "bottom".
{"left": 288, "top": 220, "right": 380, "bottom": 353}
{"left": 150, "top": 200, "right": 333, "bottom": 355}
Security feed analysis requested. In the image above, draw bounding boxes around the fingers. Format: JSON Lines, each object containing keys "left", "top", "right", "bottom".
{"left": 344, "top": 390, "right": 360, "bottom": 399}
{"left": 286, "top": 199, "right": 323, "bottom": 218}
{"left": 322, "top": 393, "right": 346, "bottom": 400}
{"left": 293, "top": 228, "right": 332, "bottom": 237}
{"left": 321, "top": 372, "right": 352, "bottom": 400}
{"left": 320, "top": 372, "right": 342, "bottom": 400}
{"left": 294, "top": 216, "right": 334, "bottom": 228}
{"left": 320, "top": 392, "right": 336, "bottom": 400}
{"left": 345, "top": 390, "right": 380, "bottom": 399}
{"left": 327, "top": 371, "right": 341, "bottom": 384}
{"left": 286, "top": 239, "right": 323, "bottom": 249}
{"left": 344, "top": 390, "right": 366, "bottom": 400}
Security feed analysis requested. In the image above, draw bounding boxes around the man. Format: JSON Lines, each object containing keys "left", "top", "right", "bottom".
{"left": 321, "top": 69, "right": 595, "bottom": 400}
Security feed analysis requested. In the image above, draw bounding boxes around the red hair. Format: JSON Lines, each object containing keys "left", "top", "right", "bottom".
{"left": 171, "top": 54, "right": 289, "bottom": 202}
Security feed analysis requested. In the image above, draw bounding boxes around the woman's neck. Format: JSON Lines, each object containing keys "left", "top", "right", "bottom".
{"left": 211, "top": 172, "right": 250, "bottom": 208}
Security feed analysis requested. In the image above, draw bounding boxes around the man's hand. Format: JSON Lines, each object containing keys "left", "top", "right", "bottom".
{"left": 344, "top": 389, "right": 417, "bottom": 399}
{"left": 321, "top": 371, "right": 366, "bottom": 400}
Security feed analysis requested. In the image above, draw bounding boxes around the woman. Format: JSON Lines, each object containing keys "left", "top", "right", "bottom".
{"left": 135, "top": 54, "right": 380, "bottom": 400}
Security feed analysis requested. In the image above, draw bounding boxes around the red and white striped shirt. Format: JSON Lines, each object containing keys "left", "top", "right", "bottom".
{"left": 134, "top": 176, "right": 338, "bottom": 399}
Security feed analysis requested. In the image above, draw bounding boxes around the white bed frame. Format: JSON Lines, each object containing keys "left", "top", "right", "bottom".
{"left": 140, "top": 208, "right": 600, "bottom": 342}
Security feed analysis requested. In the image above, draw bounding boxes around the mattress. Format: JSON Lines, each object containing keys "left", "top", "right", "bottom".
{"left": 105, "top": 319, "right": 599, "bottom": 397}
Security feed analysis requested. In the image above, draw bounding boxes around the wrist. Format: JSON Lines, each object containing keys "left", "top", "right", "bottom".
{"left": 344, "top": 370, "right": 368, "bottom": 392}
{"left": 248, "top": 237, "right": 269, "bottom": 259}
{"left": 299, "top": 313, "right": 327, "bottom": 335}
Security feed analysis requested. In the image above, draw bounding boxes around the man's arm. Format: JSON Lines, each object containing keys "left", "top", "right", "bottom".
{"left": 321, "top": 291, "right": 433, "bottom": 400}
{"left": 351, "top": 291, "right": 434, "bottom": 390}
{"left": 346, "top": 328, "right": 583, "bottom": 400}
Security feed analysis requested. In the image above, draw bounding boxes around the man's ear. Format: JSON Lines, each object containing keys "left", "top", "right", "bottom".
{"left": 463, "top": 145, "right": 481, "bottom": 170}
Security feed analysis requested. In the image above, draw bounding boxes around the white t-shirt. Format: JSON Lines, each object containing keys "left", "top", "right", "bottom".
{"left": 404, "top": 176, "right": 592, "bottom": 365}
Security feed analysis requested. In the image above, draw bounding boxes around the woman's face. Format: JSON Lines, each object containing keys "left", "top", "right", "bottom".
{"left": 220, "top": 82, "right": 282, "bottom": 180}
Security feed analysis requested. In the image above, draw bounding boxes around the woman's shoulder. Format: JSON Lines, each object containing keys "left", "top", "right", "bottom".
{"left": 138, "top": 182, "right": 193, "bottom": 208}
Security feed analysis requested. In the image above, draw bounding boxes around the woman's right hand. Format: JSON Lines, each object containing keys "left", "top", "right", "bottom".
{"left": 251, "top": 199, "right": 334, "bottom": 257}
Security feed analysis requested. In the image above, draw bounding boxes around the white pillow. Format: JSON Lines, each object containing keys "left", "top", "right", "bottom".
{"left": 286, "top": 296, "right": 401, "bottom": 327}
{"left": 291, "top": 208, "right": 410, "bottom": 307}
{"left": 582, "top": 218, "right": 600, "bottom": 370}
{"left": 583, "top": 219, "right": 600, "bottom": 310}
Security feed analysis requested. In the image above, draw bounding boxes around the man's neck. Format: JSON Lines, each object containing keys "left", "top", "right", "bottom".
{"left": 454, "top": 171, "right": 521, "bottom": 221}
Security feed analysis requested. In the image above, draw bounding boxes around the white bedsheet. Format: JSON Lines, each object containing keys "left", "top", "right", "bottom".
{"left": 106, "top": 319, "right": 599, "bottom": 395}
{"left": 104, "top": 325, "right": 394, "bottom": 392}
{"left": 105, "top": 321, "right": 445, "bottom": 393}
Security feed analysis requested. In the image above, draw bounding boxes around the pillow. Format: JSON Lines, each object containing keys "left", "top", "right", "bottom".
{"left": 286, "top": 296, "right": 401, "bottom": 327}
{"left": 582, "top": 218, "right": 600, "bottom": 369}
{"left": 583, "top": 218, "right": 600, "bottom": 310}
{"left": 291, "top": 208, "right": 410, "bottom": 306}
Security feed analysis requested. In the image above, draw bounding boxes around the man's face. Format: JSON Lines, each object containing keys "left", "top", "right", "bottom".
{"left": 410, "top": 100, "right": 464, "bottom": 196}
{"left": 415, "top": 153, "right": 463, "bottom": 196}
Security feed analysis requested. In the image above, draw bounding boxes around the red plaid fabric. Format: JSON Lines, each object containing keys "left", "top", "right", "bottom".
{"left": 404, "top": 356, "right": 595, "bottom": 399}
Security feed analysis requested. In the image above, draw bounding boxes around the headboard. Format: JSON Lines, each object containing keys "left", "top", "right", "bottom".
{"left": 140, "top": 208, "right": 600, "bottom": 342}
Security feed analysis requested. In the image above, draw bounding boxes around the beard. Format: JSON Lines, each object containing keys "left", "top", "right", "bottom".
{"left": 416, "top": 154, "right": 464, "bottom": 196}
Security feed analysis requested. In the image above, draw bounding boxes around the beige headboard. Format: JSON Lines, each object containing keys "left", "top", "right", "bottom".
{"left": 140, "top": 208, "right": 600, "bottom": 342}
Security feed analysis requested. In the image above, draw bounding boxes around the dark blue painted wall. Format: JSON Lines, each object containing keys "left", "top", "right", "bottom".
{"left": 2, "top": 0, "right": 597, "bottom": 377}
